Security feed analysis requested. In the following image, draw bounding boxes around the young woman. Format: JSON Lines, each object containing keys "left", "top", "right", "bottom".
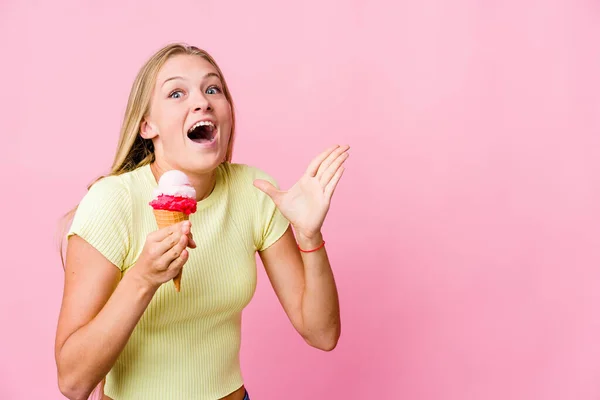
{"left": 55, "top": 43, "right": 348, "bottom": 400}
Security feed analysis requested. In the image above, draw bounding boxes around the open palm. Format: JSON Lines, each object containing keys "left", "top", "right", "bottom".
{"left": 254, "top": 145, "right": 350, "bottom": 238}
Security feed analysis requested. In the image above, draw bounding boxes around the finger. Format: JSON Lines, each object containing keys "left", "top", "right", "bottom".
{"left": 153, "top": 220, "right": 190, "bottom": 253}
{"left": 159, "top": 233, "right": 188, "bottom": 265}
{"left": 180, "top": 220, "right": 191, "bottom": 234}
{"left": 152, "top": 229, "right": 183, "bottom": 257}
{"left": 324, "top": 167, "right": 345, "bottom": 200}
{"left": 187, "top": 232, "right": 197, "bottom": 249}
{"left": 316, "top": 145, "right": 350, "bottom": 180}
{"left": 319, "top": 152, "right": 349, "bottom": 187}
{"left": 167, "top": 249, "right": 189, "bottom": 278}
{"left": 151, "top": 220, "right": 190, "bottom": 242}
{"left": 305, "top": 145, "right": 340, "bottom": 177}
{"left": 253, "top": 179, "right": 282, "bottom": 203}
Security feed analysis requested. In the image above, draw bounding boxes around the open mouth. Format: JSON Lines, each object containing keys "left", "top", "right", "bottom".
{"left": 187, "top": 121, "right": 217, "bottom": 143}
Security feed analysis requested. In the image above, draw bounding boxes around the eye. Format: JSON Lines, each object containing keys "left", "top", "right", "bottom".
{"left": 168, "top": 90, "right": 184, "bottom": 99}
{"left": 206, "top": 85, "right": 222, "bottom": 95}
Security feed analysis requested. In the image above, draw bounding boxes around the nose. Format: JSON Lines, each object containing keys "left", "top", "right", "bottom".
{"left": 191, "top": 90, "right": 212, "bottom": 112}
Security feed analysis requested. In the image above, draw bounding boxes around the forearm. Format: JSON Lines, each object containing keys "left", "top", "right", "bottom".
{"left": 297, "top": 231, "right": 341, "bottom": 350}
{"left": 57, "top": 271, "right": 156, "bottom": 399}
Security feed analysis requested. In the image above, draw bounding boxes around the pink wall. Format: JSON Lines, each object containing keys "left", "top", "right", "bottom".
{"left": 2, "top": 0, "right": 600, "bottom": 399}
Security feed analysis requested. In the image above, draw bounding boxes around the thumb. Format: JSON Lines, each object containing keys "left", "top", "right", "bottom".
{"left": 253, "top": 179, "right": 282, "bottom": 202}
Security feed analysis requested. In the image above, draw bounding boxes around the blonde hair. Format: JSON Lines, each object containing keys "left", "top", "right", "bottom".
{"left": 58, "top": 43, "right": 236, "bottom": 266}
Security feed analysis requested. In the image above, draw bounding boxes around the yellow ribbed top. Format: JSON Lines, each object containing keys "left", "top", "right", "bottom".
{"left": 67, "top": 162, "right": 289, "bottom": 400}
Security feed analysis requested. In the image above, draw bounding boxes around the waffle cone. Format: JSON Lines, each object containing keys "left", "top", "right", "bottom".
{"left": 153, "top": 209, "right": 189, "bottom": 292}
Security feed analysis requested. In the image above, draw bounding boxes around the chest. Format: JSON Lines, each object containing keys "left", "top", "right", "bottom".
{"left": 127, "top": 199, "right": 259, "bottom": 328}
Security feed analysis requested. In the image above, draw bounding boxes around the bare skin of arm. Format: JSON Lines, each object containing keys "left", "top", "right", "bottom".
{"left": 55, "top": 222, "right": 194, "bottom": 400}
{"left": 259, "top": 228, "right": 341, "bottom": 351}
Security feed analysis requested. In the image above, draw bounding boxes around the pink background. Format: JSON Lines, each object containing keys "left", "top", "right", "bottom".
{"left": 2, "top": 0, "right": 600, "bottom": 399}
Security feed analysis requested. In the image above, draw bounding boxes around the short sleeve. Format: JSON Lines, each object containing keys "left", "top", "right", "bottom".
{"left": 67, "top": 176, "right": 132, "bottom": 270}
{"left": 251, "top": 168, "right": 290, "bottom": 252}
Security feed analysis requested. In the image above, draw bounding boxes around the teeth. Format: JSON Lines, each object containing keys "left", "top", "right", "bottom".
{"left": 189, "top": 121, "right": 215, "bottom": 132}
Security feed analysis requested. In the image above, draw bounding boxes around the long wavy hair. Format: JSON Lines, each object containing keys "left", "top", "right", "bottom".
{"left": 58, "top": 43, "right": 236, "bottom": 267}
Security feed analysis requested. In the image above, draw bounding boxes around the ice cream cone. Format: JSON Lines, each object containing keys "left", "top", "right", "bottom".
{"left": 149, "top": 170, "right": 198, "bottom": 293}
{"left": 153, "top": 209, "right": 189, "bottom": 292}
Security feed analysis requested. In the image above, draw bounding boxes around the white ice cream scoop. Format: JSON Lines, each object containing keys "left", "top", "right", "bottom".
{"left": 153, "top": 170, "right": 197, "bottom": 200}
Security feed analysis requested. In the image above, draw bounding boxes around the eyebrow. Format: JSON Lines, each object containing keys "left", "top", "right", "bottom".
{"left": 161, "top": 72, "right": 221, "bottom": 88}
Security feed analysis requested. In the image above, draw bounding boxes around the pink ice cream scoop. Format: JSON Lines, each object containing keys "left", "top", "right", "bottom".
{"left": 149, "top": 170, "right": 197, "bottom": 215}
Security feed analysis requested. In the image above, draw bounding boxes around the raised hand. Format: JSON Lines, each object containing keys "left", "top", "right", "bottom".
{"left": 253, "top": 145, "right": 349, "bottom": 239}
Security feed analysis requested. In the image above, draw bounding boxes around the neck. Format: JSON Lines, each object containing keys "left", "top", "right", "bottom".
{"left": 150, "top": 161, "right": 217, "bottom": 202}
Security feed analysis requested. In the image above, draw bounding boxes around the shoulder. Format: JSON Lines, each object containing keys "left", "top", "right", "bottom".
{"left": 221, "top": 164, "right": 290, "bottom": 251}
{"left": 83, "top": 174, "right": 131, "bottom": 207}
{"left": 68, "top": 173, "right": 135, "bottom": 269}
{"left": 88, "top": 174, "right": 127, "bottom": 192}
{"left": 85, "top": 164, "right": 151, "bottom": 200}
{"left": 73, "top": 168, "right": 149, "bottom": 221}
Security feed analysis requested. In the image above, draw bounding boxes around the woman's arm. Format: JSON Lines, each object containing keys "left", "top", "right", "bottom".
{"left": 55, "top": 222, "right": 193, "bottom": 400}
{"left": 253, "top": 144, "right": 349, "bottom": 351}
{"left": 259, "top": 227, "right": 340, "bottom": 351}
{"left": 55, "top": 236, "right": 156, "bottom": 400}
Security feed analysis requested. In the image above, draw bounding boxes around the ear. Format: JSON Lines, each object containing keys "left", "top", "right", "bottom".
{"left": 140, "top": 119, "right": 159, "bottom": 139}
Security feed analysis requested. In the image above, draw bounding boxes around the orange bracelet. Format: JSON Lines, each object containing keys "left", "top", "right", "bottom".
{"left": 298, "top": 240, "right": 326, "bottom": 253}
